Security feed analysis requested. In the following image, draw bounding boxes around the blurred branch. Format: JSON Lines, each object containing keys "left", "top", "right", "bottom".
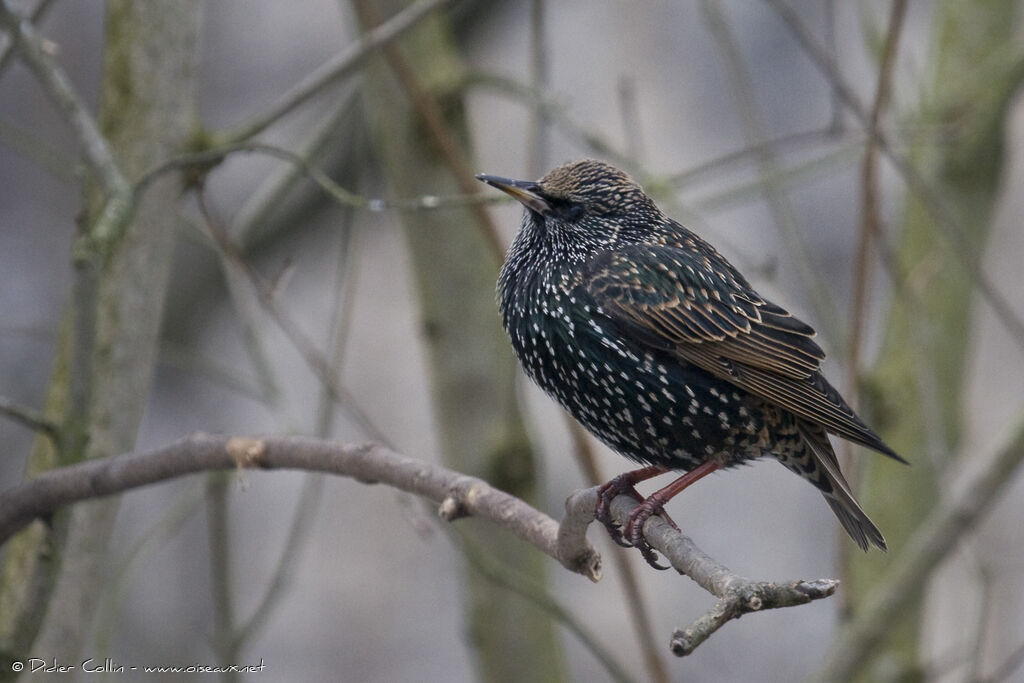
{"left": 763, "top": 0, "right": 1024, "bottom": 349}
{"left": 840, "top": 0, "right": 907, "bottom": 614}
{"left": 353, "top": 0, "right": 504, "bottom": 260}
{"left": 0, "top": 431, "right": 843, "bottom": 657}
{"left": 229, "top": 89, "right": 361, "bottom": 245}
{"left": 197, "top": 191, "right": 390, "bottom": 444}
{"left": 138, "top": 141, "right": 503, "bottom": 213}
{"left": 205, "top": 474, "right": 240, "bottom": 680}
{"left": 453, "top": 527, "right": 638, "bottom": 683}
{"left": 846, "top": 0, "right": 907, "bottom": 422}
{"left": 564, "top": 419, "right": 669, "bottom": 683}
{"left": 0, "top": 396, "right": 60, "bottom": 443}
{"left": 0, "top": 0, "right": 133, "bottom": 248}
{"left": 699, "top": 0, "right": 840, "bottom": 343}
{"left": 526, "top": 0, "right": 550, "bottom": 176}
{"left": 809, "top": 417, "right": 1024, "bottom": 682}
{"left": 465, "top": 71, "right": 635, "bottom": 170}
{"left": 221, "top": 0, "right": 456, "bottom": 143}
{"left": 0, "top": 0, "right": 53, "bottom": 75}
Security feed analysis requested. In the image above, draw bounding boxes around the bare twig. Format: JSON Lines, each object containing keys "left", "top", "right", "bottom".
{"left": 563, "top": 488, "right": 838, "bottom": 657}
{"left": 0, "top": 0, "right": 54, "bottom": 76}
{"left": 840, "top": 0, "right": 908, "bottom": 614}
{"left": 352, "top": 0, "right": 505, "bottom": 261}
{"left": 526, "top": 0, "right": 551, "bottom": 177}
{"left": 452, "top": 527, "right": 638, "bottom": 683}
{"left": 699, "top": 0, "right": 840, "bottom": 343}
{"left": 846, "top": 0, "right": 907, "bottom": 403}
{"left": 221, "top": 0, "right": 456, "bottom": 143}
{"left": 0, "top": 0, "right": 133, "bottom": 247}
{"left": 137, "top": 141, "right": 502, "bottom": 214}
{"left": 0, "top": 395, "right": 60, "bottom": 443}
{"left": 197, "top": 193, "right": 390, "bottom": 444}
{"left": 206, "top": 473, "right": 239, "bottom": 678}
{"left": 762, "top": 0, "right": 1024, "bottom": 350}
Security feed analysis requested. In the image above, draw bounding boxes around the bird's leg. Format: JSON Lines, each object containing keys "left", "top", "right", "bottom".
{"left": 596, "top": 465, "right": 669, "bottom": 548}
{"left": 624, "top": 460, "right": 721, "bottom": 569}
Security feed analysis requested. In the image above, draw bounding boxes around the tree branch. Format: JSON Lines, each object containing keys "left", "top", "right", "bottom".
{"left": 0, "top": 433, "right": 852, "bottom": 656}
{"left": 0, "top": 0, "right": 134, "bottom": 249}
{"left": 221, "top": 0, "right": 456, "bottom": 143}
{"left": 563, "top": 489, "right": 838, "bottom": 656}
{"left": 0, "top": 434, "right": 601, "bottom": 581}
{"left": 809, "top": 418, "right": 1024, "bottom": 682}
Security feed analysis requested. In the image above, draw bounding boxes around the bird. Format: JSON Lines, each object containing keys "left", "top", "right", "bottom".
{"left": 477, "top": 159, "right": 905, "bottom": 569}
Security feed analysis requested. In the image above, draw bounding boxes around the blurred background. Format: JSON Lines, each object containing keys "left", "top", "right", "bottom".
{"left": 2, "top": 1, "right": 1023, "bottom": 681}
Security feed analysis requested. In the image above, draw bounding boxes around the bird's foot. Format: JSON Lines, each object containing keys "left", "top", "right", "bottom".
{"left": 595, "top": 467, "right": 677, "bottom": 570}
{"left": 595, "top": 476, "right": 644, "bottom": 548}
{"left": 623, "top": 499, "right": 679, "bottom": 570}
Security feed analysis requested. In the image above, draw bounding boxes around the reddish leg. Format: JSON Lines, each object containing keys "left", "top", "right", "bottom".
{"left": 623, "top": 460, "right": 720, "bottom": 567}
{"left": 596, "top": 465, "right": 669, "bottom": 547}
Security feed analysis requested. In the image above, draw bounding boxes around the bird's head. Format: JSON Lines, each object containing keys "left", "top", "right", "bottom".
{"left": 477, "top": 159, "right": 665, "bottom": 256}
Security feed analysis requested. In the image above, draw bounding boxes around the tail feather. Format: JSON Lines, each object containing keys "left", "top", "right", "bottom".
{"left": 788, "top": 421, "right": 887, "bottom": 551}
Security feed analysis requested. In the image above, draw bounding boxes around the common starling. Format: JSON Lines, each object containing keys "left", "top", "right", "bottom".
{"left": 478, "top": 159, "right": 905, "bottom": 568}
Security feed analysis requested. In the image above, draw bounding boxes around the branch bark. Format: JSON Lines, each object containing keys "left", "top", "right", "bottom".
{"left": 0, "top": 433, "right": 847, "bottom": 657}
{"left": 0, "top": 434, "right": 600, "bottom": 580}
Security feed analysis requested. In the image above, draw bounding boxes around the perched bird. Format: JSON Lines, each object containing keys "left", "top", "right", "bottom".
{"left": 478, "top": 159, "right": 905, "bottom": 568}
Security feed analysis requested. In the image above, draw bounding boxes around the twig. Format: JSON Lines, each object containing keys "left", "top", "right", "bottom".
{"left": 762, "top": 0, "right": 1024, "bottom": 351}
{"left": 846, "top": 0, "right": 907, "bottom": 400}
{"left": 0, "top": 0, "right": 133, "bottom": 248}
{"left": 206, "top": 473, "right": 240, "bottom": 679}
{"left": 808, "top": 418, "right": 1024, "bottom": 682}
{"left": 0, "top": 433, "right": 601, "bottom": 580}
{"left": 526, "top": 0, "right": 550, "bottom": 176}
{"left": 352, "top": 0, "right": 505, "bottom": 261}
{"left": 464, "top": 71, "right": 635, "bottom": 171}
{"left": 699, "top": 0, "right": 841, "bottom": 344}
{"left": 221, "top": 0, "right": 456, "bottom": 143}
{"left": 452, "top": 526, "right": 638, "bottom": 683}
{"left": 0, "top": 395, "right": 60, "bottom": 443}
{"left": 562, "top": 489, "right": 838, "bottom": 657}
{"left": 197, "top": 192, "right": 391, "bottom": 444}
{"left": 0, "top": 0, "right": 55, "bottom": 77}
{"left": 840, "top": 0, "right": 907, "bottom": 615}
{"left": 136, "top": 141, "right": 502, "bottom": 214}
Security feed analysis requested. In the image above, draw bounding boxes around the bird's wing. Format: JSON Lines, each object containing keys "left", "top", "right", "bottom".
{"left": 583, "top": 243, "right": 902, "bottom": 460}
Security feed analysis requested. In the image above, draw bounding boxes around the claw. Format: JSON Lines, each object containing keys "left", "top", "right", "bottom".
{"left": 624, "top": 498, "right": 673, "bottom": 570}
{"left": 595, "top": 471, "right": 650, "bottom": 548}
{"left": 594, "top": 465, "right": 671, "bottom": 562}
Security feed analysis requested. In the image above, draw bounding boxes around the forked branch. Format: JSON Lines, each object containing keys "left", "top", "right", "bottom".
{"left": 0, "top": 433, "right": 838, "bottom": 656}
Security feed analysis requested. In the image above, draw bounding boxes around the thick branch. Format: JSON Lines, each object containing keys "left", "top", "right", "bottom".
{"left": 0, "top": 434, "right": 600, "bottom": 581}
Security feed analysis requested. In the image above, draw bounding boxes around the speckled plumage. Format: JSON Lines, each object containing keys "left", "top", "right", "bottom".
{"left": 478, "top": 159, "right": 904, "bottom": 563}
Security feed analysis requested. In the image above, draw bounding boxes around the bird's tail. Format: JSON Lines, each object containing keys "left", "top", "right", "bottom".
{"left": 786, "top": 421, "right": 887, "bottom": 551}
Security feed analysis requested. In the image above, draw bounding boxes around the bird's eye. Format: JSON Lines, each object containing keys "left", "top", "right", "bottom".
{"left": 557, "top": 202, "right": 584, "bottom": 221}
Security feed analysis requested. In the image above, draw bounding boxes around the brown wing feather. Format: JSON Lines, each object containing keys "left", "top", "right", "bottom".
{"left": 585, "top": 244, "right": 904, "bottom": 461}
